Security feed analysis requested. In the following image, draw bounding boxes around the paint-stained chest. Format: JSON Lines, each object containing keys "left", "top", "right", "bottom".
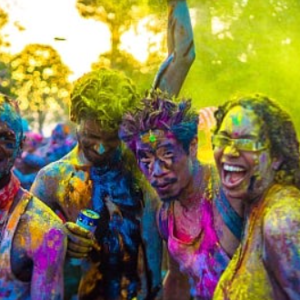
{"left": 55, "top": 164, "right": 142, "bottom": 222}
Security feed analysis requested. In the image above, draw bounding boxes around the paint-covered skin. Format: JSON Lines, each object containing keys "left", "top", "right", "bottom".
{"left": 0, "top": 106, "right": 23, "bottom": 181}
{"left": 157, "top": 164, "right": 231, "bottom": 300}
{"left": 212, "top": 99, "right": 300, "bottom": 299}
{"left": 0, "top": 95, "right": 67, "bottom": 300}
{"left": 213, "top": 184, "right": 300, "bottom": 300}
{"left": 153, "top": 0, "right": 195, "bottom": 97}
{"left": 31, "top": 146, "right": 92, "bottom": 222}
{"left": 136, "top": 129, "right": 241, "bottom": 300}
{"left": 213, "top": 106, "right": 274, "bottom": 204}
{"left": 137, "top": 129, "right": 195, "bottom": 202}
{"left": 31, "top": 144, "right": 162, "bottom": 299}
{"left": 0, "top": 187, "right": 67, "bottom": 300}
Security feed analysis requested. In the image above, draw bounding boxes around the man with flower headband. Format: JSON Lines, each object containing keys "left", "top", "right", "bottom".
{"left": 119, "top": 91, "right": 244, "bottom": 300}
{"left": 31, "top": 0, "right": 195, "bottom": 299}
{"left": 0, "top": 93, "right": 67, "bottom": 299}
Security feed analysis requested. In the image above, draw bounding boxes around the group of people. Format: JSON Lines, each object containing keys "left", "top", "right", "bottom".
{"left": 0, "top": 0, "right": 300, "bottom": 300}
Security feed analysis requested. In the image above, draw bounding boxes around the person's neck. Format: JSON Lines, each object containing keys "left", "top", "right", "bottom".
{"left": 243, "top": 185, "right": 273, "bottom": 219}
{"left": 178, "top": 162, "right": 203, "bottom": 209}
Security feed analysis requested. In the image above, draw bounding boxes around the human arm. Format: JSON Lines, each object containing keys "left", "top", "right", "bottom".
{"left": 155, "top": 199, "right": 190, "bottom": 300}
{"left": 140, "top": 180, "right": 163, "bottom": 299}
{"left": 153, "top": 0, "right": 195, "bottom": 97}
{"left": 163, "top": 254, "right": 190, "bottom": 300}
{"left": 24, "top": 198, "right": 68, "bottom": 300}
{"left": 31, "top": 165, "right": 97, "bottom": 259}
{"left": 263, "top": 196, "right": 300, "bottom": 300}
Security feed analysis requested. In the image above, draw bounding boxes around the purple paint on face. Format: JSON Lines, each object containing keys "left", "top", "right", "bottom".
{"left": 214, "top": 106, "right": 275, "bottom": 203}
{"left": 260, "top": 152, "right": 268, "bottom": 164}
{"left": 136, "top": 129, "right": 194, "bottom": 202}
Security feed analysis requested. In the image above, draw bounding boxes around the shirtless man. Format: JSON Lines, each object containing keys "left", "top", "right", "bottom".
{"left": 0, "top": 93, "right": 67, "bottom": 299}
{"left": 31, "top": 0, "right": 195, "bottom": 299}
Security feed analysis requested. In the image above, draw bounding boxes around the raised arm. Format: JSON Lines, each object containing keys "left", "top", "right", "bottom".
{"left": 152, "top": 0, "right": 195, "bottom": 97}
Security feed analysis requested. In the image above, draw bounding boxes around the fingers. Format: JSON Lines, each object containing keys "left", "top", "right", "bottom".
{"left": 67, "top": 239, "right": 101, "bottom": 258}
{"left": 67, "top": 248, "right": 89, "bottom": 258}
{"left": 64, "top": 222, "right": 96, "bottom": 258}
{"left": 65, "top": 221, "right": 92, "bottom": 239}
{"left": 68, "top": 241, "right": 92, "bottom": 254}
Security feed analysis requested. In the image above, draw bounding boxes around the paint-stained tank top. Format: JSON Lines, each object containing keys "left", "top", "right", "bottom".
{"left": 0, "top": 195, "right": 31, "bottom": 300}
{"left": 158, "top": 166, "right": 230, "bottom": 300}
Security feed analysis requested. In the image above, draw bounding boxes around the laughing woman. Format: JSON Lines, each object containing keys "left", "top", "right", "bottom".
{"left": 212, "top": 94, "right": 300, "bottom": 300}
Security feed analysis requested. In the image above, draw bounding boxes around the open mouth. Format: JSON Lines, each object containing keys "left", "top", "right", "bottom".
{"left": 156, "top": 183, "right": 172, "bottom": 192}
{"left": 152, "top": 178, "right": 177, "bottom": 193}
{"left": 222, "top": 163, "right": 247, "bottom": 188}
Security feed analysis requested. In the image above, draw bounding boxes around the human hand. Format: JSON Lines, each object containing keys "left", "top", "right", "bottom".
{"left": 65, "top": 222, "right": 100, "bottom": 258}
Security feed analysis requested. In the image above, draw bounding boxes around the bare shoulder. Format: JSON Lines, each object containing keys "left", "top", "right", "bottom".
{"left": 263, "top": 185, "right": 300, "bottom": 238}
{"left": 34, "top": 157, "right": 75, "bottom": 181}
{"left": 25, "top": 195, "right": 63, "bottom": 225}
{"left": 30, "top": 157, "right": 76, "bottom": 202}
{"left": 19, "top": 193, "right": 66, "bottom": 256}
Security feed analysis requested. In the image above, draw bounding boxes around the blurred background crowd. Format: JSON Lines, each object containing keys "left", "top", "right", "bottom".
{"left": 1, "top": 0, "right": 300, "bottom": 184}
{"left": 13, "top": 120, "right": 76, "bottom": 190}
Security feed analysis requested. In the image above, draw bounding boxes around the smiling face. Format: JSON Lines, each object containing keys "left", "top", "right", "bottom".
{"left": 213, "top": 106, "right": 276, "bottom": 203}
{"left": 77, "top": 118, "right": 121, "bottom": 166}
{"left": 135, "top": 129, "right": 195, "bottom": 202}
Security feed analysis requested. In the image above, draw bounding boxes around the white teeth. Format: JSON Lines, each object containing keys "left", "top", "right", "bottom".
{"left": 223, "top": 164, "right": 245, "bottom": 172}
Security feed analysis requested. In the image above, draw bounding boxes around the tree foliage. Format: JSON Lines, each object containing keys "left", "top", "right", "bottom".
{"left": 180, "top": 0, "right": 300, "bottom": 133}
{"left": 0, "top": 6, "right": 14, "bottom": 96}
{"left": 0, "top": 7, "right": 9, "bottom": 48}
{"left": 76, "top": 0, "right": 165, "bottom": 68}
{"left": 9, "top": 44, "right": 71, "bottom": 133}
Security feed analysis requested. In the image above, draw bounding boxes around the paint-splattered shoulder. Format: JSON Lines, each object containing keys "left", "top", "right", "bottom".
{"left": 263, "top": 184, "right": 300, "bottom": 238}
{"left": 34, "top": 160, "right": 77, "bottom": 196}
{"left": 37, "top": 157, "right": 77, "bottom": 179}
{"left": 18, "top": 191, "right": 66, "bottom": 256}
{"left": 24, "top": 192, "right": 64, "bottom": 228}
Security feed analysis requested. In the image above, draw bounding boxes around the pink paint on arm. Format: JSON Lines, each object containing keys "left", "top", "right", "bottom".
{"left": 31, "top": 227, "right": 67, "bottom": 300}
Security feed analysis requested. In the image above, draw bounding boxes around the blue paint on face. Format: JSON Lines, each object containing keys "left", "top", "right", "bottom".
{"left": 98, "top": 143, "right": 106, "bottom": 155}
{"left": 0, "top": 103, "right": 23, "bottom": 178}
